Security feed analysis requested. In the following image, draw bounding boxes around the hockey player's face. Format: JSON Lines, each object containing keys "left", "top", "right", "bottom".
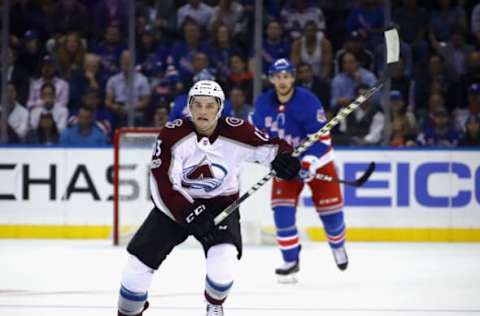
{"left": 270, "top": 72, "right": 295, "bottom": 96}
{"left": 190, "top": 96, "right": 220, "bottom": 135}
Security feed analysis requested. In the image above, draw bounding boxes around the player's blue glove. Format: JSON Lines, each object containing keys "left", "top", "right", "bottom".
{"left": 298, "top": 155, "right": 321, "bottom": 182}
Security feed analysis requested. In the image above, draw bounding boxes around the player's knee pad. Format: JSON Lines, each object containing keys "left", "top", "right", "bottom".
{"left": 273, "top": 206, "right": 296, "bottom": 229}
{"left": 319, "top": 212, "right": 346, "bottom": 248}
{"left": 205, "top": 244, "right": 237, "bottom": 304}
{"left": 118, "top": 255, "right": 153, "bottom": 315}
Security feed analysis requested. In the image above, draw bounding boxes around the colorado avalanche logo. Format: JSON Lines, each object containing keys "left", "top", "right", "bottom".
{"left": 181, "top": 156, "right": 228, "bottom": 192}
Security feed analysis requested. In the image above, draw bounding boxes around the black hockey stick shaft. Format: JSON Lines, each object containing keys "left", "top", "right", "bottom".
{"left": 214, "top": 28, "right": 399, "bottom": 226}
{"left": 314, "top": 161, "right": 376, "bottom": 187}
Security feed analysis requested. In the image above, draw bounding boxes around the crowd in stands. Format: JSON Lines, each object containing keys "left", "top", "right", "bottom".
{"left": 1, "top": 0, "right": 480, "bottom": 147}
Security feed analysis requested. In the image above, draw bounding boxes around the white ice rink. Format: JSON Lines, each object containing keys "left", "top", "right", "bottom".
{"left": 1, "top": 239, "right": 480, "bottom": 316}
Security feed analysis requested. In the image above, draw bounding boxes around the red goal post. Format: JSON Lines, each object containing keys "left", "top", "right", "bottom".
{"left": 112, "top": 127, "right": 162, "bottom": 246}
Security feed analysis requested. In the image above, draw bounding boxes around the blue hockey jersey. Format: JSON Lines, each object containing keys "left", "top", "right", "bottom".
{"left": 251, "top": 87, "right": 333, "bottom": 164}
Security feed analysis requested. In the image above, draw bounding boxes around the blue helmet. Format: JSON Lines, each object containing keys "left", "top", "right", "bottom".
{"left": 268, "top": 58, "right": 295, "bottom": 76}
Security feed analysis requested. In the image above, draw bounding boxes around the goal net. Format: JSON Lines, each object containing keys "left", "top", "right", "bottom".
{"left": 113, "top": 127, "right": 162, "bottom": 246}
{"left": 112, "top": 127, "right": 276, "bottom": 246}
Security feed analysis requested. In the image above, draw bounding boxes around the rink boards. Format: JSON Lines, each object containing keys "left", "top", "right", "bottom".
{"left": 0, "top": 147, "right": 479, "bottom": 241}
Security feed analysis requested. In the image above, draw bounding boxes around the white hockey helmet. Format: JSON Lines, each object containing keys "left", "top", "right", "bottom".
{"left": 187, "top": 80, "right": 225, "bottom": 118}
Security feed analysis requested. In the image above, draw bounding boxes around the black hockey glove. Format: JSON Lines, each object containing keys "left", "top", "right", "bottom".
{"left": 184, "top": 203, "right": 216, "bottom": 243}
{"left": 271, "top": 152, "right": 301, "bottom": 180}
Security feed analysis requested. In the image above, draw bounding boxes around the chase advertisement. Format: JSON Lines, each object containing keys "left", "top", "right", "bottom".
{"left": 0, "top": 148, "right": 479, "bottom": 229}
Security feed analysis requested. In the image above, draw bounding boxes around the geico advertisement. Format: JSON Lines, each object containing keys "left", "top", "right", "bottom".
{"left": 0, "top": 148, "right": 479, "bottom": 227}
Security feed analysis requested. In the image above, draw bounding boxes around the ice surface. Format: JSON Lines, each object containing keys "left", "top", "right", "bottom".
{"left": 1, "top": 239, "right": 480, "bottom": 316}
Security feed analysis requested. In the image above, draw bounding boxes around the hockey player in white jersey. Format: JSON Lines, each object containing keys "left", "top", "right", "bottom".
{"left": 116, "top": 80, "right": 301, "bottom": 316}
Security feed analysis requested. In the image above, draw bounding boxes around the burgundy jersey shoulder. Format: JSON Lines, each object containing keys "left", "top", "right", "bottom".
{"left": 158, "top": 118, "right": 194, "bottom": 146}
{"left": 219, "top": 117, "right": 292, "bottom": 153}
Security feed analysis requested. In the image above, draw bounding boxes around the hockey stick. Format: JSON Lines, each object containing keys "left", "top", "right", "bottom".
{"left": 214, "top": 28, "right": 399, "bottom": 226}
{"left": 314, "top": 161, "right": 376, "bottom": 187}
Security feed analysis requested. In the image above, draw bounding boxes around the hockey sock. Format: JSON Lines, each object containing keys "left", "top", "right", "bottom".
{"left": 273, "top": 206, "right": 300, "bottom": 262}
{"left": 204, "top": 244, "right": 237, "bottom": 305}
{"left": 319, "top": 212, "right": 346, "bottom": 249}
{"left": 118, "top": 255, "right": 153, "bottom": 315}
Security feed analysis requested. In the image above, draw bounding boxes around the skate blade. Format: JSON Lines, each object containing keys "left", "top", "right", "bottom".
{"left": 277, "top": 273, "right": 298, "bottom": 284}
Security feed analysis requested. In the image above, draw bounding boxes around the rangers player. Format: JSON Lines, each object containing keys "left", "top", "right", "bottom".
{"left": 251, "top": 58, "right": 348, "bottom": 283}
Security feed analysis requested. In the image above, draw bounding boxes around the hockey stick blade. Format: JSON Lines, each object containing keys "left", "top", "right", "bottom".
{"left": 350, "top": 161, "right": 376, "bottom": 187}
{"left": 214, "top": 29, "right": 400, "bottom": 226}
{"left": 314, "top": 161, "right": 376, "bottom": 187}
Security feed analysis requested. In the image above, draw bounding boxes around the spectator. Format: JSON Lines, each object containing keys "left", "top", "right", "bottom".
{"left": 169, "top": 20, "right": 213, "bottom": 84}
{"left": 392, "top": 0, "right": 430, "bottom": 65}
{"left": 417, "top": 92, "right": 446, "bottom": 130}
{"left": 105, "top": 50, "right": 151, "bottom": 126}
{"left": 50, "top": 0, "right": 90, "bottom": 37}
{"left": 68, "top": 54, "right": 107, "bottom": 111}
{"left": 416, "top": 105, "right": 461, "bottom": 147}
{"left": 190, "top": 52, "right": 214, "bottom": 84}
{"left": 333, "top": 84, "right": 384, "bottom": 146}
{"left": 25, "top": 112, "right": 60, "bottom": 145}
{"left": 390, "top": 116, "right": 417, "bottom": 147}
{"left": 177, "top": 0, "right": 213, "bottom": 30}
{"left": 334, "top": 31, "right": 374, "bottom": 74}
{"left": 60, "top": 106, "right": 107, "bottom": 145}
{"left": 16, "top": 30, "right": 45, "bottom": 79}
{"left": 150, "top": 65, "right": 183, "bottom": 109}
{"left": 472, "top": 3, "right": 480, "bottom": 47}
{"left": 454, "top": 83, "right": 480, "bottom": 132}
{"left": 429, "top": 0, "right": 467, "bottom": 43}
{"left": 55, "top": 31, "right": 87, "bottom": 79}
{"left": 93, "top": 0, "right": 128, "bottom": 37}
{"left": 225, "top": 54, "right": 253, "bottom": 104}
{"left": 295, "top": 62, "right": 331, "bottom": 111}
{"left": 250, "top": 20, "right": 291, "bottom": 76}
{"left": 0, "top": 47, "right": 29, "bottom": 105}
{"left": 430, "top": 30, "right": 474, "bottom": 82}
{"left": 208, "top": 0, "right": 245, "bottom": 38}
{"left": 391, "top": 57, "right": 414, "bottom": 107}
{"left": 0, "top": 83, "right": 29, "bottom": 143}
{"left": 389, "top": 90, "right": 417, "bottom": 137}
{"left": 459, "top": 51, "right": 480, "bottom": 105}
{"left": 458, "top": 114, "right": 480, "bottom": 146}
{"left": 280, "top": 0, "right": 326, "bottom": 40}
{"left": 92, "top": 25, "right": 126, "bottom": 78}
{"left": 136, "top": 25, "right": 169, "bottom": 78}
{"left": 30, "top": 83, "right": 68, "bottom": 132}
{"left": 9, "top": 1, "right": 45, "bottom": 40}
{"left": 68, "top": 88, "right": 113, "bottom": 139}
{"left": 290, "top": 21, "right": 333, "bottom": 80}
{"left": 27, "top": 55, "right": 69, "bottom": 109}
{"left": 151, "top": 106, "right": 170, "bottom": 128}
{"left": 414, "top": 54, "right": 456, "bottom": 112}
{"left": 209, "top": 24, "right": 243, "bottom": 84}
{"left": 346, "top": 0, "right": 385, "bottom": 51}
{"left": 229, "top": 87, "right": 252, "bottom": 120}
{"left": 331, "top": 52, "right": 377, "bottom": 109}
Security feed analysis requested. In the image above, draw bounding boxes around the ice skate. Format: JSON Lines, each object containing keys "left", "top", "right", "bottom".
{"left": 118, "top": 300, "right": 149, "bottom": 316}
{"left": 275, "top": 260, "right": 299, "bottom": 283}
{"left": 332, "top": 247, "right": 348, "bottom": 271}
{"left": 206, "top": 302, "right": 224, "bottom": 316}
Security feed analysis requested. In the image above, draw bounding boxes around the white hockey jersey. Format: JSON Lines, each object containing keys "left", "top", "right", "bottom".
{"left": 150, "top": 117, "right": 291, "bottom": 222}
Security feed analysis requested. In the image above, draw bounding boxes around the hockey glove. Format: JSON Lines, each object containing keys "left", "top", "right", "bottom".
{"left": 298, "top": 155, "right": 321, "bottom": 182}
{"left": 184, "top": 203, "right": 216, "bottom": 242}
{"left": 271, "top": 152, "right": 301, "bottom": 180}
